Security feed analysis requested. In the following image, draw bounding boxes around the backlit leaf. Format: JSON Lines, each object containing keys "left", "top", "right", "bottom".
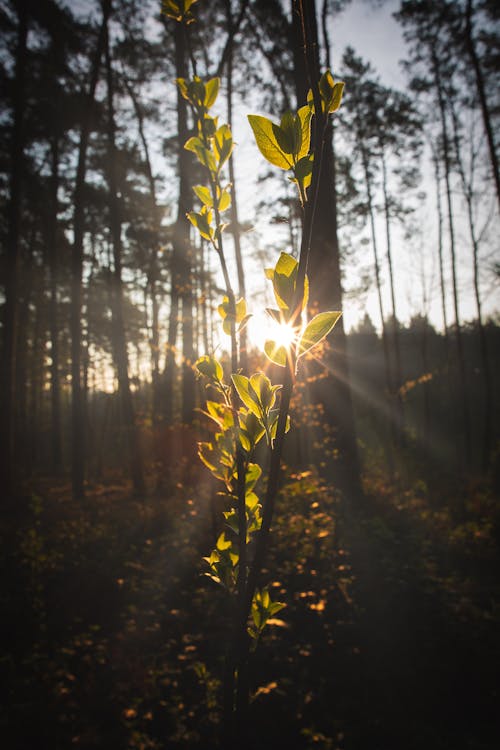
{"left": 297, "top": 311, "right": 342, "bottom": 357}
{"left": 247, "top": 115, "right": 294, "bottom": 170}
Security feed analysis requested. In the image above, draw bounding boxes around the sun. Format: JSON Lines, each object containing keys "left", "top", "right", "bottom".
{"left": 249, "top": 311, "right": 298, "bottom": 352}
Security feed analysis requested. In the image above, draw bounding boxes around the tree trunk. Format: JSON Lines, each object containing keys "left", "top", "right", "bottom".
{"left": 0, "top": 0, "right": 28, "bottom": 494}
{"left": 291, "top": 0, "right": 360, "bottom": 493}
{"left": 465, "top": 0, "right": 500, "bottom": 211}
{"left": 48, "top": 137, "right": 62, "bottom": 471}
{"left": 70, "top": 0, "right": 111, "bottom": 500}
{"left": 450, "top": 99, "right": 492, "bottom": 469}
{"left": 431, "top": 145, "right": 449, "bottom": 347}
{"left": 432, "top": 47, "right": 471, "bottom": 466}
{"left": 104, "top": 12, "right": 145, "bottom": 495}
{"left": 381, "top": 151, "right": 404, "bottom": 435}
{"left": 123, "top": 77, "right": 162, "bottom": 422}
{"left": 360, "top": 146, "right": 396, "bottom": 473}
{"left": 176, "top": 23, "right": 196, "bottom": 425}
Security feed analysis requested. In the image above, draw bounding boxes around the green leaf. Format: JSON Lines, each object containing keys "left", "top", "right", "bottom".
{"left": 249, "top": 372, "right": 278, "bottom": 412}
{"left": 195, "top": 355, "right": 223, "bottom": 381}
{"left": 216, "top": 531, "right": 231, "bottom": 551}
{"left": 297, "top": 105, "right": 313, "bottom": 159}
{"left": 187, "top": 209, "right": 213, "bottom": 241}
{"left": 273, "top": 111, "right": 302, "bottom": 157}
{"left": 185, "top": 135, "right": 217, "bottom": 172}
{"left": 318, "top": 70, "right": 345, "bottom": 114}
{"left": 235, "top": 297, "right": 246, "bottom": 323}
{"left": 329, "top": 81, "right": 344, "bottom": 113}
{"left": 204, "top": 77, "right": 220, "bottom": 108}
{"left": 294, "top": 154, "right": 314, "bottom": 191}
{"left": 264, "top": 340, "right": 287, "bottom": 367}
{"left": 231, "top": 374, "right": 261, "bottom": 417}
{"left": 245, "top": 463, "right": 262, "bottom": 494}
{"left": 205, "top": 401, "right": 233, "bottom": 429}
{"left": 273, "top": 252, "right": 298, "bottom": 311}
{"left": 213, "top": 124, "right": 233, "bottom": 168}
{"left": 193, "top": 184, "right": 213, "bottom": 207}
{"left": 297, "top": 311, "right": 342, "bottom": 357}
{"left": 218, "top": 189, "right": 231, "bottom": 212}
{"left": 247, "top": 115, "right": 294, "bottom": 170}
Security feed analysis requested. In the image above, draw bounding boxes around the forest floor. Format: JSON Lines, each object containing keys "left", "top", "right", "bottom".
{"left": 1, "top": 453, "right": 499, "bottom": 749}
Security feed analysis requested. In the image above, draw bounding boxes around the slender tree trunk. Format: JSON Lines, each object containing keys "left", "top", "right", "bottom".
{"left": 450, "top": 100, "right": 492, "bottom": 469}
{"left": 0, "top": 1, "right": 28, "bottom": 494}
{"left": 291, "top": 0, "right": 360, "bottom": 493}
{"left": 104, "top": 14, "right": 145, "bottom": 494}
{"left": 431, "top": 145, "right": 449, "bottom": 348}
{"left": 432, "top": 48, "right": 471, "bottom": 466}
{"left": 71, "top": 0, "right": 111, "bottom": 500}
{"left": 48, "top": 137, "right": 62, "bottom": 471}
{"left": 177, "top": 24, "right": 196, "bottom": 425}
{"left": 465, "top": 0, "right": 500, "bottom": 211}
{"left": 123, "top": 77, "right": 162, "bottom": 421}
{"left": 360, "top": 146, "right": 396, "bottom": 472}
{"left": 381, "top": 151, "right": 405, "bottom": 434}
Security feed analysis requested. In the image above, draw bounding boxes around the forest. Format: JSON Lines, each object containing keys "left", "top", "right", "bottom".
{"left": 1, "top": 0, "right": 499, "bottom": 748}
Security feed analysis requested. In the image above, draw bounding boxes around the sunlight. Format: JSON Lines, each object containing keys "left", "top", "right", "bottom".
{"left": 250, "top": 312, "right": 298, "bottom": 353}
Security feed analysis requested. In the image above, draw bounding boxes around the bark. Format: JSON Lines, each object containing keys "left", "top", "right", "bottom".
{"left": 71, "top": 0, "right": 111, "bottom": 500}
{"left": 104, "top": 12, "right": 145, "bottom": 494}
{"left": 465, "top": 0, "right": 500, "bottom": 211}
{"left": 291, "top": 0, "right": 360, "bottom": 493}
{"left": 0, "top": 0, "right": 28, "bottom": 493}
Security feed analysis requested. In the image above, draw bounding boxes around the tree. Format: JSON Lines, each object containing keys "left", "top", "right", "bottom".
{"left": 291, "top": 0, "right": 360, "bottom": 493}
{"left": 103, "top": 3, "right": 145, "bottom": 494}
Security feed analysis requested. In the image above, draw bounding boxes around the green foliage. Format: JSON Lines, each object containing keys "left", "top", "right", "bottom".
{"left": 261, "top": 253, "right": 341, "bottom": 367}
{"left": 161, "top": 0, "right": 198, "bottom": 24}
{"left": 297, "top": 311, "right": 343, "bottom": 358}
{"left": 174, "top": 0, "right": 346, "bottom": 690}
{"left": 248, "top": 587, "right": 286, "bottom": 641}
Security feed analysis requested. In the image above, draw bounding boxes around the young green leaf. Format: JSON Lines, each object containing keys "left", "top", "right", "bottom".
{"left": 297, "top": 311, "right": 342, "bottom": 357}
{"left": 264, "top": 340, "right": 287, "bottom": 367}
{"left": 231, "top": 374, "right": 261, "bottom": 417}
{"left": 297, "top": 105, "right": 313, "bottom": 159}
{"left": 195, "top": 355, "right": 224, "bottom": 382}
{"left": 193, "top": 184, "right": 213, "bottom": 207}
{"left": 204, "top": 77, "right": 220, "bottom": 108}
{"left": 247, "top": 115, "right": 294, "bottom": 170}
